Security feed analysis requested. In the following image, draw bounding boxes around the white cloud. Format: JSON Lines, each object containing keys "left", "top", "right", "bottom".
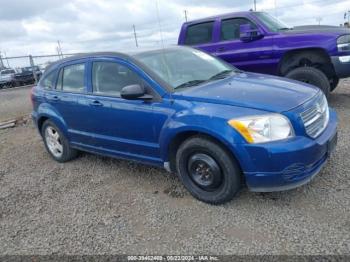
{"left": 0, "top": 0, "right": 348, "bottom": 67}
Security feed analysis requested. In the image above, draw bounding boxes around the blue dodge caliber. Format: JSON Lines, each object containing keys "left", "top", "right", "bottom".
{"left": 31, "top": 47, "right": 337, "bottom": 204}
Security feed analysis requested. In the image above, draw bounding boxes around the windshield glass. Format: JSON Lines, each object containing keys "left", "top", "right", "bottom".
{"left": 255, "top": 12, "right": 291, "bottom": 31}
{"left": 134, "top": 48, "right": 235, "bottom": 90}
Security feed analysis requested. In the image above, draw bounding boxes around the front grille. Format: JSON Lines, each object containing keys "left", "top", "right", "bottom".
{"left": 300, "top": 93, "right": 329, "bottom": 138}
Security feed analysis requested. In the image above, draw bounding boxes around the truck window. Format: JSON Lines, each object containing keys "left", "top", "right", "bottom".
{"left": 185, "top": 21, "right": 214, "bottom": 45}
{"left": 221, "top": 18, "right": 256, "bottom": 41}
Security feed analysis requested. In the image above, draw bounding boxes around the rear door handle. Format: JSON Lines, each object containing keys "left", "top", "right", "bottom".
{"left": 89, "top": 100, "right": 103, "bottom": 107}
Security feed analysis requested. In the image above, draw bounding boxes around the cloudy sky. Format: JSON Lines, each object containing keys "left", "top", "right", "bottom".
{"left": 0, "top": 0, "right": 349, "bottom": 66}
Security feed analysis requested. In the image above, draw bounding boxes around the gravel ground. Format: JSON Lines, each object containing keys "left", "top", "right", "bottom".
{"left": 0, "top": 80, "right": 349, "bottom": 255}
{"left": 0, "top": 85, "right": 33, "bottom": 122}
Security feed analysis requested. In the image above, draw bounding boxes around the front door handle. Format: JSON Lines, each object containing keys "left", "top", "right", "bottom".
{"left": 89, "top": 100, "right": 103, "bottom": 107}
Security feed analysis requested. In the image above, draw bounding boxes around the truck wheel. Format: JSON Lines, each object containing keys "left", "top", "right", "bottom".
{"left": 176, "top": 135, "right": 241, "bottom": 205}
{"left": 42, "top": 120, "right": 78, "bottom": 163}
{"left": 285, "top": 67, "right": 330, "bottom": 97}
{"left": 330, "top": 76, "right": 339, "bottom": 92}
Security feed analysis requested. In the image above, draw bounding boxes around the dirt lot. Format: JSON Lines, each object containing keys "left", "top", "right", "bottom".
{"left": 0, "top": 80, "right": 349, "bottom": 255}
{"left": 0, "top": 85, "right": 33, "bottom": 122}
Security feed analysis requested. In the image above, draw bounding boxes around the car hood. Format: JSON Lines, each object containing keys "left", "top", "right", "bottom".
{"left": 283, "top": 25, "right": 350, "bottom": 36}
{"left": 175, "top": 72, "right": 319, "bottom": 112}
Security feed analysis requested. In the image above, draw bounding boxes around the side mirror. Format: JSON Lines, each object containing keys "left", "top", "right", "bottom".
{"left": 120, "top": 84, "right": 153, "bottom": 100}
{"left": 239, "top": 24, "right": 263, "bottom": 42}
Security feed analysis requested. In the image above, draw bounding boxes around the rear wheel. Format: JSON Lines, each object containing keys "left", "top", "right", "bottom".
{"left": 285, "top": 67, "right": 330, "bottom": 97}
{"left": 42, "top": 120, "right": 78, "bottom": 162}
{"left": 176, "top": 135, "right": 241, "bottom": 205}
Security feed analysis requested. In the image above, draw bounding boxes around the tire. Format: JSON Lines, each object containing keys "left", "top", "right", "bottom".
{"left": 330, "top": 76, "right": 339, "bottom": 92}
{"left": 176, "top": 135, "right": 241, "bottom": 205}
{"left": 41, "top": 120, "right": 78, "bottom": 163}
{"left": 285, "top": 67, "right": 330, "bottom": 97}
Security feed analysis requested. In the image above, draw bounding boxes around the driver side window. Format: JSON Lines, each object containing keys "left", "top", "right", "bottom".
{"left": 220, "top": 18, "right": 257, "bottom": 41}
{"left": 92, "top": 62, "right": 143, "bottom": 97}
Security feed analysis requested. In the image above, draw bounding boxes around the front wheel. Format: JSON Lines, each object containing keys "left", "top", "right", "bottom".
{"left": 285, "top": 67, "right": 330, "bottom": 97}
{"left": 176, "top": 136, "right": 241, "bottom": 205}
{"left": 42, "top": 120, "right": 78, "bottom": 162}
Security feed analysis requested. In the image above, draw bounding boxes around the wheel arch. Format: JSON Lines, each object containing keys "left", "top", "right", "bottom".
{"left": 278, "top": 47, "right": 336, "bottom": 79}
{"left": 166, "top": 129, "right": 243, "bottom": 174}
{"left": 35, "top": 103, "right": 69, "bottom": 138}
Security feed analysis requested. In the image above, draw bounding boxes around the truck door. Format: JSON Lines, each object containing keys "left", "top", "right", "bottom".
{"left": 212, "top": 17, "right": 275, "bottom": 75}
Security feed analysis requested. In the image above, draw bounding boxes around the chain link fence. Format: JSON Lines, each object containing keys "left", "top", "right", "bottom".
{"left": 0, "top": 53, "right": 80, "bottom": 88}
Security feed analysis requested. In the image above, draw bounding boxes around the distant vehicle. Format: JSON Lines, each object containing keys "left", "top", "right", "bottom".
{"left": 31, "top": 47, "right": 337, "bottom": 204}
{"left": 13, "top": 66, "right": 42, "bottom": 86}
{"left": 0, "top": 68, "right": 15, "bottom": 89}
{"left": 178, "top": 11, "right": 350, "bottom": 96}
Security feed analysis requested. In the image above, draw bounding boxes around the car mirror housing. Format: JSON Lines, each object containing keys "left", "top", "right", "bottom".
{"left": 239, "top": 24, "right": 263, "bottom": 42}
{"left": 120, "top": 84, "right": 153, "bottom": 100}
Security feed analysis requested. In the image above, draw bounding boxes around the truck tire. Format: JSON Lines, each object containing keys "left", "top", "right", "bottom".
{"left": 330, "top": 76, "right": 339, "bottom": 92}
{"left": 176, "top": 135, "right": 241, "bottom": 205}
{"left": 285, "top": 67, "right": 330, "bottom": 97}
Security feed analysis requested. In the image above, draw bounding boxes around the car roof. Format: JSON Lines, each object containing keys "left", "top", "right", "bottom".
{"left": 46, "top": 46, "right": 188, "bottom": 71}
{"left": 45, "top": 52, "right": 131, "bottom": 71}
{"left": 42, "top": 48, "right": 193, "bottom": 93}
{"left": 45, "top": 46, "right": 192, "bottom": 73}
{"left": 183, "top": 11, "right": 257, "bottom": 25}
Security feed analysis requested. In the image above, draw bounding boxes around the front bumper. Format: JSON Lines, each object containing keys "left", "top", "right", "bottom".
{"left": 242, "top": 109, "right": 337, "bottom": 192}
{"left": 331, "top": 55, "right": 350, "bottom": 78}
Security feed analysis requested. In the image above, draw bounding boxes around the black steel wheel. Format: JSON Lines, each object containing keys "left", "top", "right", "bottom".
{"left": 176, "top": 135, "right": 241, "bottom": 205}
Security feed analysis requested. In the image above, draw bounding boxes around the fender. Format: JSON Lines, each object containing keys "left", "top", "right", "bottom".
{"left": 158, "top": 107, "right": 257, "bottom": 173}
{"left": 36, "top": 102, "right": 69, "bottom": 139}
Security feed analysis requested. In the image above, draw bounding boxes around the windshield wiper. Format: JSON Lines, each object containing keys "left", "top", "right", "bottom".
{"left": 208, "top": 69, "right": 234, "bottom": 81}
{"left": 279, "top": 27, "right": 292, "bottom": 31}
{"left": 175, "top": 80, "right": 207, "bottom": 89}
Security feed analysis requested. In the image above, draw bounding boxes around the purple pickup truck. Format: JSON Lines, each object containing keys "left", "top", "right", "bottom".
{"left": 178, "top": 11, "right": 350, "bottom": 96}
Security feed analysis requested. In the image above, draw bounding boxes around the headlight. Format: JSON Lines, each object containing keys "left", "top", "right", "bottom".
{"left": 337, "top": 35, "right": 350, "bottom": 52}
{"left": 228, "top": 114, "right": 294, "bottom": 143}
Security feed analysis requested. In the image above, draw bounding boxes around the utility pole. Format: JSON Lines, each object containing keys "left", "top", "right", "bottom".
{"left": 0, "top": 51, "right": 4, "bottom": 69}
{"left": 316, "top": 17, "right": 322, "bottom": 26}
{"left": 254, "top": 0, "right": 256, "bottom": 11}
{"left": 3, "top": 52, "right": 10, "bottom": 67}
{"left": 132, "top": 24, "right": 139, "bottom": 48}
{"left": 29, "top": 55, "right": 38, "bottom": 84}
{"left": 57, "top": 40, "right": 63, "bottom": 58}
{"left": 184, "top": 10, "right": 188, "bottom": 22}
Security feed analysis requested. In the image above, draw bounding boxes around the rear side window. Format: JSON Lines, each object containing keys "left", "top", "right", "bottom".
{"left": 185, "top": 22, "right": 214, "bottom": 45}
{"left": 92, "top": 62, "right": 142, "bottom": 97}
{"left": 221, "top": 18, "right": 257, "bottom": 41}
{"left": 41, "top": 71, "right": 56, "bottom": 90}
{"left": 60, "top": 63, "right": 85, "bottom": 93}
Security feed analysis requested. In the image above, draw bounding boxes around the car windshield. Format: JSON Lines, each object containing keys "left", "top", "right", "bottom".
{"left": 134, "top": 48, "right": 236, "bottom": 91}
{"left": 255, "top": 12, "right": 291, "bottom": 31}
